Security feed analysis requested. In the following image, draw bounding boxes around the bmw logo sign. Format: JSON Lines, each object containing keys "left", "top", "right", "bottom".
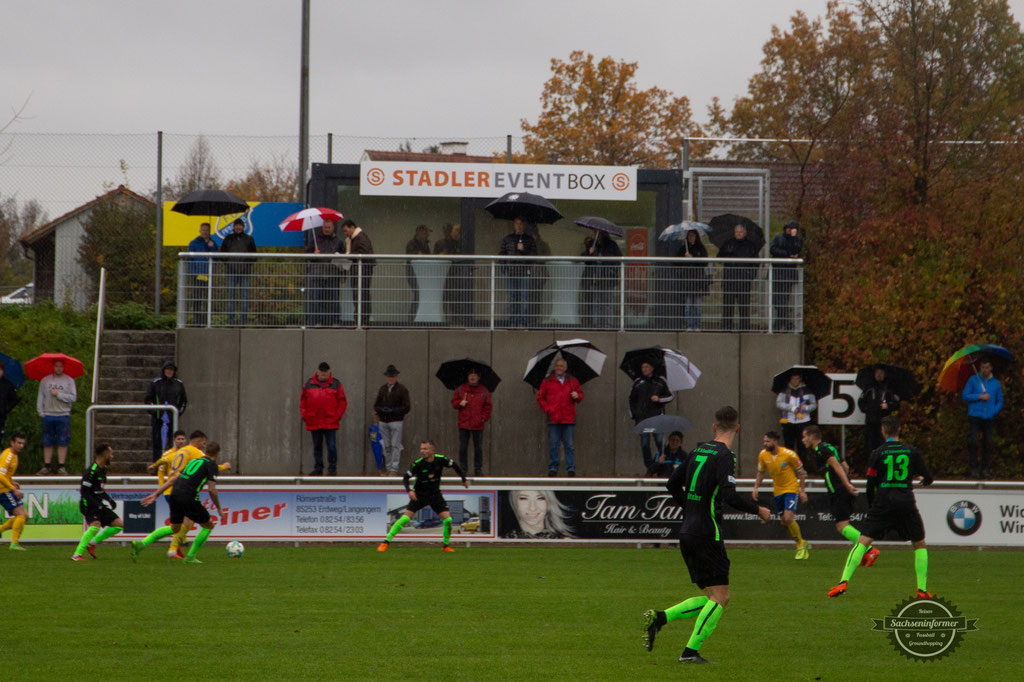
{"left": 947, "top": 500, "right": 982, "bottom": 536}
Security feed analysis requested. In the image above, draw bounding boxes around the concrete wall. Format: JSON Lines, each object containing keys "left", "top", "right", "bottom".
{"left": 178, "top": 329, "right": 802, "bottom": 477}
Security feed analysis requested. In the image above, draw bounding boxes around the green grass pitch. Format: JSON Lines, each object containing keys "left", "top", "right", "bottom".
{"left": 4, "top": 543, "right": 1021, "bottom": 680}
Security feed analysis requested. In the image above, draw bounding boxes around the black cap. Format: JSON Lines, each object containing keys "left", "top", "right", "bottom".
{"left": 162, "top": 360, "right": 177, "bottom": 371}
{"left": 384, "top": 364, "right": 400, "bottom": 376}
{"left": 318, "top": 362, "right": 330, "bottom": 372}
{"left": 784, "top": 220, "right": 799, "bottom": 229}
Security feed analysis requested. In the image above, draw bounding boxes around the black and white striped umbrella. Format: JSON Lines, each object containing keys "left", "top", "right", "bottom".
{"left": 620, "top": 346, "right": 701, "bottom": 392}
{"left": 523, "top": 338, "right": 607, "bottom": 389}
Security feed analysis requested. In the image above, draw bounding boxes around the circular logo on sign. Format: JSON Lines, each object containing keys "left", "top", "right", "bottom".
{"left": 611, "top": 173, "right": 630, "bottom": 191}
{"left": 946, "top": 500, "right": 982, "bottom": 536}
{"left": 366, "top": 167, "right": 386, "bottom": 186}
{"left": 872, "top": 596, "right": 977, "bottom": 661}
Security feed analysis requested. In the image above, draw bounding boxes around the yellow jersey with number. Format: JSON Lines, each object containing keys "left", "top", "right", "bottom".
{"left": 0, "top": 448, "right": 18, "bottom": 493}
{"left": 757, "top": 447, "right": 802, "bottom": 496}
{"left": 154, "top": 445, "right": 204, "bottom": 495}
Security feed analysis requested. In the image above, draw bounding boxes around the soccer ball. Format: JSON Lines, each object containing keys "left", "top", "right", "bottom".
{"left": 225, "top": 541, "right": 244, "bottom": 558}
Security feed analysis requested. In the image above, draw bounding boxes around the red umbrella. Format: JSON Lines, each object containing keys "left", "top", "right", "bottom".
{"left": 24, "top": 353, "right": 85, "bottom": 380}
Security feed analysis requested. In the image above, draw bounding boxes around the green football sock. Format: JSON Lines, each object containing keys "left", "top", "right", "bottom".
{"left": 665, "top": 596, "right": 709, "bottom": 622}
{"left": 442, "top": 517, "right": 452, "bottom": 545}
{"left": 94, "top": 526, "right": 122, "bottom": 544}
{"left": 386, "top": 515, "right": 411, "bottom": 542}
{"left": 74, "top": 526, "right": 100, "bottom": 556}
{"left": 840, "top": 525, "right": 861, "bottom": 543}
{"left": 685, "top": 600, "right": 723, "bottom": 651}
{"left": 914, "top": 548, "right": 928, "bottom": 591}
{"left": 186, "top": 527, "right": 211, "bottom": 558}
{"left": 140, "top": 525, "right": 174, "bottom": 547}
{"left": 841, "top": 543, "right": 869, "bottom": 582}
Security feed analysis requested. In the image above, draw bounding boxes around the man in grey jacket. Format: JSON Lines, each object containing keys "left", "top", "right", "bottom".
{"left": 36, "top": 359, "right": 77, "bottom": 475}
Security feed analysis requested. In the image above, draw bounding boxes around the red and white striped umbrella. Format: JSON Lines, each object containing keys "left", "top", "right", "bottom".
{"left": 278, "top": 207, "right": 344, "bottom": 232}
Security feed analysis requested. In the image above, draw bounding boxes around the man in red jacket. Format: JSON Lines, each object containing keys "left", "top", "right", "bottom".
{"left": 452, "top": 368, "right": 493, "bottom": 476}
{"left": 536, "top": 358, "right": 583, "bottom": 476}
{"left": 300, "top": 362, "right": 347, "bottom": 476}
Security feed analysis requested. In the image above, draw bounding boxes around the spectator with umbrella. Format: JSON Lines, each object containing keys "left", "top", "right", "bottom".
{"left": 536, "top": 357, "right": 584, "bottom": 477}
{"left": 679, "top": 227, "right": 710, "bottom": 331}
{"left": 626, "top": 362, "right": 674, "bottom": 472}
{"left": 645, "top": 430, "right": 688, "bottom": 478}
{"left": 27, "top": 353, "right": 83, "bottom": 475}
{"left": 0, "top": 354, "right": 22, "bottom": 442}
{"left": 856, "top": 364, "right": 917, "bottom": 468}
{"left": 438, "top": 360, "right": 498, "bottom": 476}
{"left": 497, "top": 217, "right": 538, "bottom": 327}
{"left": 303, "top": 220, "right": 344, "bottom": 327}
{"left": 710, "top": 215, "right": 764, "bottom": 332}
{"left": 575, "top": 217, "right": 623, "bottom": 329}
{"left": 173, "top": 189, "right": 249, "bottom": 326}
{"left": 489, "top": 192, "right": 562, "bottom": 327}
{"left": 220, "top": 218, "right": 258, "bottom": 326}
{"left": 939, "top": 344, "right": 1011, "bottom": 478}
{"left": 769, "top": 220, "right": 803, "bottom": 331}
{"left": 772, "top": 365, "right": 829, "bottom": 467}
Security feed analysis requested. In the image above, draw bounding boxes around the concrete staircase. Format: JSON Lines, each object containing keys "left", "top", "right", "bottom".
{"left": 94, "top": 330, "right": 177, "bottom": 474}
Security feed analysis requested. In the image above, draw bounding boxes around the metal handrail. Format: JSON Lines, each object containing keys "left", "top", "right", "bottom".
{"left": 176, "top": 252, "right": 804, "bottom": 265}
{"left": 85, "top": 404, "right": 178, "bottom": 467}
{"left": 90, "top": 267, "right": 107, "bottom": 404}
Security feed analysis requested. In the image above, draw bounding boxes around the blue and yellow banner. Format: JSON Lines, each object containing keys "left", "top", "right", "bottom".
{"left": 163, "top": 201, "right": 304, "bottom": 247}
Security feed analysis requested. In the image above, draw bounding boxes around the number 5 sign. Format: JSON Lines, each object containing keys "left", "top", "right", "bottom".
{"left": 818, "top": 373, "right": 865, "bottom": 425}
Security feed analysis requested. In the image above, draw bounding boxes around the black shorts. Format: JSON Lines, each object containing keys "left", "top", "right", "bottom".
{"left": 679, "top": 534, "right": 730, "bottom": 589}
{"left": 407, "top": 493, "right": 448, "bottom": 515}
{"left": 168, "top": 495, "right": 210, "bottom": 525}
{"left": 860, "top": 499, "right": 925, "bottom": 543}
{"left": 82, "top": 504, "right": 119, "bottom": 527}
{"left": 828, "top": 490, "right": 855, "bottom": 523}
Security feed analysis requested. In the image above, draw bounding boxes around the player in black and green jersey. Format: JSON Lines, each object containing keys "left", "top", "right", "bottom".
{"left": 828, "top": 416, "right": 934, "bottom": 598}
{"left": 135, "top": 442, "right": 224, "bottom": 564}
{"left": 72, "top": 443, "right": 123, "bottom": 561}
{"left": 802, "top": 425, "right": 879, "bottom": 567}
{"left": 642, "top": 406, "right": 770, "bottom": 664}
{"left": 378, "top": 440, "right": 468, "bottom": 553}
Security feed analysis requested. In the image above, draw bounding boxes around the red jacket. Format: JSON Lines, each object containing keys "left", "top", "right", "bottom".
{"left": 452, "top": 383, "right": 492, "bottom": 431}
{"left": 536, "top": 373, "right": 583, "bottom": 424}
{"left": 300, "top": 373, "right": 347, "bottom": 430}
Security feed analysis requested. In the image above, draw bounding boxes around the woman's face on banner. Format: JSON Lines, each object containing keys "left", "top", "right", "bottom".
{"left": 515, "top": 490, "right": 548, "bottom": 534}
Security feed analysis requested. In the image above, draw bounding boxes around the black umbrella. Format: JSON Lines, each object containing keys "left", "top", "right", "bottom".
{"left": 707, "top": 213, "right": 766, "bottom": 250}
{"left": 523, "top": 339, "right": 607, "bottom": 390}
{"left": 855, "top": 363, "right": 920, "bottom": 400}
{"left": 573, "top": 216, "right": 624, "bottom": 237}
{"left": 485, "top": 192, "right": 563, "bottom": 224}
{"left": 435, "top": 358, "right": 501, "bottom": 393}
{"left": 771, "top": 364, "right": 832, "bottom": 399}
{"left": 171, "top": 189, "right": 249, "bottom": 217}
{"left": 632, "top": 414, "right": 695, "bottom": 434}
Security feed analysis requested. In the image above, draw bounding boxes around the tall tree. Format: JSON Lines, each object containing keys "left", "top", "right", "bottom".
{"left": 163, "top": 135, "right": 221, "bottom": 200}
{"left": 77, "top": 197, "right": 155, "bottom": 305}
{"left": 0, "top": 195, "right": 44, "bottom": 285}
{"left": 520, "top": 51, "right": 703, "bottom": 167}
{"left": 224, "top": 156, "right": 298, "bottom": 202}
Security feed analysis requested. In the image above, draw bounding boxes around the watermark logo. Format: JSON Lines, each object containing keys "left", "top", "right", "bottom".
{"left": 872, "top": 596, "right": 977, "bottom": 661}
{"left": 947, "top": 500, "right": 982, "bottom": 536}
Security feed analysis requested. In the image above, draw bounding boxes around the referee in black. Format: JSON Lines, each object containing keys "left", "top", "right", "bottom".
{"left": 828, "top": 415, "right": 934, "bottom": 598}
{"left": 643, "top": 406, "right": 770, "bottom": 664}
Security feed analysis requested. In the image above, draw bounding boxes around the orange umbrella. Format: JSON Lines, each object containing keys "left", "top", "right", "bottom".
{"left": 24, "top": 352, "right": 85, "bottom": 380}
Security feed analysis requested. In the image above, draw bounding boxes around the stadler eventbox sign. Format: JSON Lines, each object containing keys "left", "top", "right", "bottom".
{"left": 359, "top": 161, "right": 637, "bottom": 201}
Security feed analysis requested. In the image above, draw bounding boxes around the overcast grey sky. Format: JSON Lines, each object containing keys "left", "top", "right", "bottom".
{"left": 7, "top": 0, "right": 1021, "bottom": 137}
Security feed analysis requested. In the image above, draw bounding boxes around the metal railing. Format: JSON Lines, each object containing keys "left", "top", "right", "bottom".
{"left": 176, "top": 253, "right": 804, "bottom": 332}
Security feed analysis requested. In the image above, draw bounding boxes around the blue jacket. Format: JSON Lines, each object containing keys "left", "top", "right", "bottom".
{"left": 187, "top": 235, "right": 218, "bottom": 277}
{"left": 962, "top": 374, "right": 1003, "bottom": 419}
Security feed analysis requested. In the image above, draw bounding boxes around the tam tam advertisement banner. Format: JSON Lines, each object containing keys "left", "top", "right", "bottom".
{"left": 359, "top": 161, "right": 637, "bottom": 201}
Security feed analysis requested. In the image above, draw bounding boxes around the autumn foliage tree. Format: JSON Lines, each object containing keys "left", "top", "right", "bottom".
{"left": 224, "top": 156, "right": 298, "bottom": 203}
{"left": 723, "top": 0, "right": 1024, "bottom": 475}
{"left": 520, "top": 51, "right": 703, "bottom": 167}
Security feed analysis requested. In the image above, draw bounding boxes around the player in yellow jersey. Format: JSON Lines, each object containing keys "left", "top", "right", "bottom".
{"left": 0, "top": 432, "right": 29, "bottom": 550}
{"left": 146, "top": 430, "right": 230, "bottom": 557}
{"left": 752, "top": 431, "right": 809, "bottom": 559}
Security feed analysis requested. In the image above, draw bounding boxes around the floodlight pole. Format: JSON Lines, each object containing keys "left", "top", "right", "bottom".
{"left": 155, "top": 130, "right": 163, "bottom": 314}
{"left": 298, "top": 0, "right": 310, "bottom": 205}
